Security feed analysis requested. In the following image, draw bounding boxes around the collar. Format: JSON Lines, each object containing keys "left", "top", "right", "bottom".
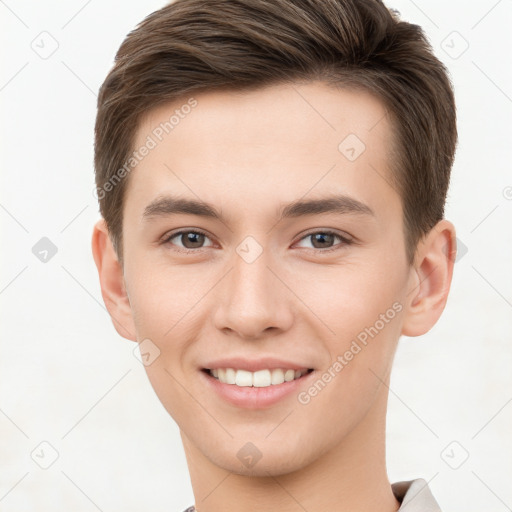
{"left": 392, "top": 478, "right": 442, "bottom": 511}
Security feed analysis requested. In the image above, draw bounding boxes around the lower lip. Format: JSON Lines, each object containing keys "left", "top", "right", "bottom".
{"left": 200, "top": 370, "right": 314, "bottom": 409}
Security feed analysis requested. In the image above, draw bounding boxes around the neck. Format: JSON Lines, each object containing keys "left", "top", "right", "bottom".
{"left": 181, "top": 383, "right": 400, "bottom": 512}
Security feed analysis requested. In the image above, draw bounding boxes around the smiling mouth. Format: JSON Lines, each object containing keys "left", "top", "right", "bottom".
{"left": 202, "top": 368, "right": 314, "bottom": 387}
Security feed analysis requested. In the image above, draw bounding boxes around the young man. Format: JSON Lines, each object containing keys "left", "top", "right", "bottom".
{"left": 92, "top": 0, "right": 457, "bottom": 510}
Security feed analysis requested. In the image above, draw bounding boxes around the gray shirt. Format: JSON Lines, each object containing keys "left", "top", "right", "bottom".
{"left": 392, "top": 478, "right": 442, "bottom": 511}
{"left": 182, "top": 477, "right": 441, "bottom": 511}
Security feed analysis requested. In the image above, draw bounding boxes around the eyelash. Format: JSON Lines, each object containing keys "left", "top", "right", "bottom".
{"left": 161, "top": 229, "right": 353, "bottom": 254}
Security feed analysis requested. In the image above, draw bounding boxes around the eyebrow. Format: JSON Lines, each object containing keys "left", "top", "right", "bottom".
{"left": 142, "top": 194, "right": 374, "bottom": 222}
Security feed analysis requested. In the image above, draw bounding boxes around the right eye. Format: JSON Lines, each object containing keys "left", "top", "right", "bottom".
{"left": 162, "top": 229, "right": 214, "bottom": 252}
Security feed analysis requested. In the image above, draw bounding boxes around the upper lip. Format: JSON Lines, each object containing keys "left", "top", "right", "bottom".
{"left": 202, "top": 357, "right": 314, "bottom": 372}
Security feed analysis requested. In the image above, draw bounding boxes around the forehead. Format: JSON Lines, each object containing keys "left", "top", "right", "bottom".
{"left": 136, "top": 80, "right": 390, "bottom": 151}
{"left": 127, "top": 81, "right": 398, "bottom": 222}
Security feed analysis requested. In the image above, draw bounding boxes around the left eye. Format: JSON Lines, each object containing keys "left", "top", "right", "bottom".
{"left": 295, "top": 231, "right": 351, "bottom": 251}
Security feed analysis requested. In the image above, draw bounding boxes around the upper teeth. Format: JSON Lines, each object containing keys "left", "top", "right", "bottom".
{"left": 210, "top": 368, "right": 309, "bottom": 387}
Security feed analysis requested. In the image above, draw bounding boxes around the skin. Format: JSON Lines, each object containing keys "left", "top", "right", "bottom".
{"left": 92, "top": 81, "right": 456, "bottom": 512}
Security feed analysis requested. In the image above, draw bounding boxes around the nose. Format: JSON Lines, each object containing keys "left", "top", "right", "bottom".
{"left": 213, "top": 247, "right": 294, "bottom": 340}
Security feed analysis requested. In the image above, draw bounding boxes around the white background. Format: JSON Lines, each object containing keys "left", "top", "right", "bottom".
{"left": 1, "top": 1, "right": 511, "bottom": 511}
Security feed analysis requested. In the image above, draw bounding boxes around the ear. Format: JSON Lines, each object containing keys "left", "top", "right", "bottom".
{"left": 401, "top": 219, "right": 456, "bottom": 337}
{"left": 91, "top": 219, "right": 137, "bottom": 342}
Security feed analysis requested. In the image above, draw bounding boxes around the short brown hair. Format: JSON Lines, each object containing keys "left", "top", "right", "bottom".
{"left": 94, "top": 0, "right": 457, "bottom": 264}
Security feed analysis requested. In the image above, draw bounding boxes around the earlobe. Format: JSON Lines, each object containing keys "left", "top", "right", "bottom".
{"left": 91, "top": 219, "right": 137, "bottom": 341}
{"left": 401, "top": 219, "right": 456, "bottom": 337}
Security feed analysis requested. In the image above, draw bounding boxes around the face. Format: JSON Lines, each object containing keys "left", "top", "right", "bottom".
{"left": 120, "top": 81, "right": 414, "bottom": 475}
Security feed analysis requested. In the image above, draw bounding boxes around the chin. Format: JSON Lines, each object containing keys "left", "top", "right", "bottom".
{"left": 203, "top": 438, "right": 318, "bottom": 477}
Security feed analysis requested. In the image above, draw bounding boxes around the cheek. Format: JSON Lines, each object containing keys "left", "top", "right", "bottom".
{"left": 309, "top": 264, "right": 403, "bottom": 341}
{"left": 300, "top": 262, "right": 404, "bottom": 404}
{"left": 297, "top": 300, "right": 402, "bottom": 440}
{"left": 125, "top": 259, "right": 209, "bottom": 338}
